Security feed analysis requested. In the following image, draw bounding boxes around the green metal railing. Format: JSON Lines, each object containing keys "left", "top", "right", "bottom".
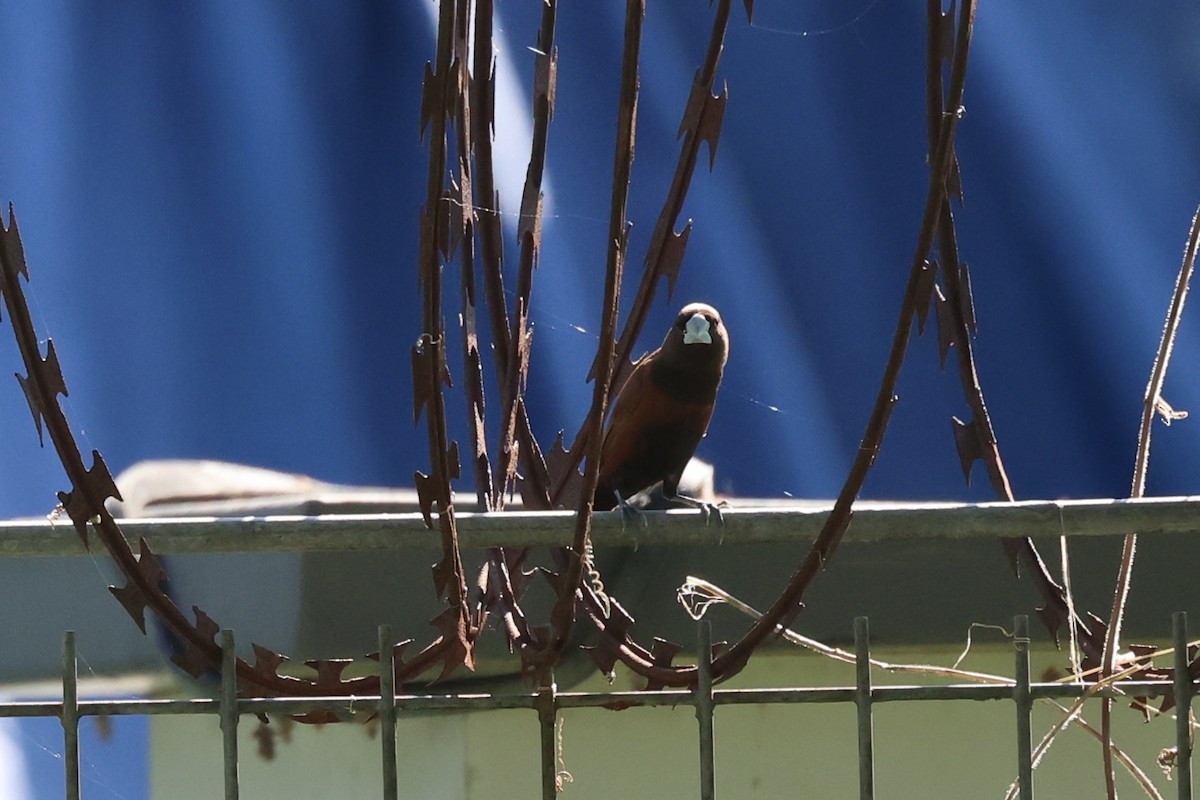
{"left": 3, "top": 498, "right": 1199, "bottom": 798}
{"left": 0, "top": 611, "right": 1187, "bottom": 800}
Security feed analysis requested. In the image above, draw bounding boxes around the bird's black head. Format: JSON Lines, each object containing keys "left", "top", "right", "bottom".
{"left": 661, "top": 302, "right": 729, "bottom": 372}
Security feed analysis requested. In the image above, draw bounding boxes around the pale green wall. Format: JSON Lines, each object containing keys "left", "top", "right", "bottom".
{"left": 150, "top": 644, "right": 1183, "bottom": 798}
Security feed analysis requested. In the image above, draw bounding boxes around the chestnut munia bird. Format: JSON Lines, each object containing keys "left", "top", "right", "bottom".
{"left": 594, "top": 302, "right": 729, "bottom": 520}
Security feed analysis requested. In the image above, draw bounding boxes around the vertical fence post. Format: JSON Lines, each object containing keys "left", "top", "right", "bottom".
{"left": 61, "top": 630, "right": 80, "bottom": 800}
{"left": 1175, "top": 612, "right": 1193, "bottom": 800}
{"left": 854, "top": 617, "right": 875, "bottom": 800}
{"left": 1013, "top": 615, "right": 1033, "bottom": 800}
{"left": 696, "top": 619, "right": 716, "bottom": 800}
{"left": 537, "top": 677, "right": 558, "bottom": 799}
{"left": 379, "top": 625, "right": 399, "bottom": 800}
{"left": 220, "top": 629, "right": 240, "bottom": 800}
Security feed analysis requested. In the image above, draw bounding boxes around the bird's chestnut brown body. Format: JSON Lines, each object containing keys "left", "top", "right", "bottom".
{"left": 594, "top": 303, "right": 729, "bottom": 511}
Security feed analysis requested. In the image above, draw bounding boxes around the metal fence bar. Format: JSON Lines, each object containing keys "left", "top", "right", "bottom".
{"left": 1013, "top": 615, "right": 1033, "bottom": 800}
{"left": 11, "top": 496, "right": 1200, "bottom": 557}
{"left": 60, "top": 630, "right": 80, "bottom": 800}
{"left": 378, "top": 624, "right": 399, "bottom": 800}
{"left": 854, "top": 616, "right": 874, "bottom": 800}
{"left": 219, "top": 629, "right": 240, "bottom": 800}
{"left": 1, "top": 677, "right": 1183, "bottom": 721}
{"left": 696, "top": 620, "right": 716, "bottom": 800}
{"left": 12, "top": 615, "right": 1199, "bottom": 798}
{"left": 1175, "top": 612, "right": 1193, "bottom": 800}
{"left": 536, "top": 679, "right": 558, "bottom": 799}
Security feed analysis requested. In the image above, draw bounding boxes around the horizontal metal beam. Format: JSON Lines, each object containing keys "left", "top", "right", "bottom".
{"left": 0, "top": 679, "right": 1177, "bottom": 720}
{"left": 3, "top": 495, "right": 1200, "bottom": 558}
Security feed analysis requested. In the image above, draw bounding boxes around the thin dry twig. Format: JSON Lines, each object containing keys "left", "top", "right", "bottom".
{"left": 680, "top": 577, "right": 1008, "bottom": 685}
{"left": 1006, "top": 657, "right": 1174, "bottom": 800}
{"left": 952, "top": 622, "right": 1013, "bottom": 671}
{"left": 1102, "top": 201, "right": 1200, "bottom": 797}
{"left": 1060, "top": 528, "right": 1084, "bottom": 681}
{"left": 678, "top": 577, "right": 1166, "bottom": 800}
{"left": 1004, "top": 695, "right": 1165, "bottom": 800}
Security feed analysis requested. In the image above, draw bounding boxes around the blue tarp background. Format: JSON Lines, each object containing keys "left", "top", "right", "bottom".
{"left": 0, "top": 2, "right": 1198, "bottom": 796}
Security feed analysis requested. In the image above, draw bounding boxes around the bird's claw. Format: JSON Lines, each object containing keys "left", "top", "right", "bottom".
{"left": 698, "top": 501, "right": 726, "bottom": 526}
{"left": 612, "top": 490, "right": 649, "bottom": 531}
{"left": 671, "top": 494, "right": 727, "bottom": 526}
{"left": 619, "top": 502, "right": 648, "bottom": 530}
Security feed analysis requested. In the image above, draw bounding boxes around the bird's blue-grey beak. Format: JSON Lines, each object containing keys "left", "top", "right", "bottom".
{"left": 683, "top": 313, "right": 712, "bottom": 345}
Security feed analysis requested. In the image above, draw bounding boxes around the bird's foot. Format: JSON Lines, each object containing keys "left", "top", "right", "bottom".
{"left": 612, "top": 490, "right": 649, "bottom": 531}
{"left": 698, "top": 500, "right": 728, "bottom": 526}
{"left": 620, "top": 503, "right": 647, "bottom": 530}
{"left": 673, "top": 494, "right": 728, "bottom": 526}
